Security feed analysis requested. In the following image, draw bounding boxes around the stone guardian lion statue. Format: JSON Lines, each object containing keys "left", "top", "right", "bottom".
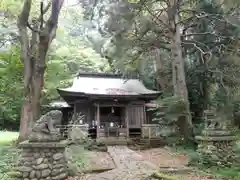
{"left": 28, "top": 110, "right": 63, "bottom": 142}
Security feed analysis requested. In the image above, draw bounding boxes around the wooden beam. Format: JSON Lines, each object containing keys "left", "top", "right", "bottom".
{"left": 73, "top": 99, "right": 92, "bottom": 105}
{"left": 93, "top": 103, "right": 127, "bottom": 107}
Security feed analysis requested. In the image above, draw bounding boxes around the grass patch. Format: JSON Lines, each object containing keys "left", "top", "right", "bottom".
{"left": 208, "top": 167, "right": 240, "bottom": 179}
{"left": 0, "top": 144, "right": 19, "bottom": 180}
{"left": 0, "top": 131, "right": 19, "bottom": 180}
{"left": 0, "top": 131, "right": 18, "bottom": 145}
{"left": 151, "top": 172, "right": 180, "bottom": 180}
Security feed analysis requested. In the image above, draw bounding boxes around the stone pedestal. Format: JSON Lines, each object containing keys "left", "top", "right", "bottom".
{"left": 14, "top": 140, "right": 68, "bottom": 180}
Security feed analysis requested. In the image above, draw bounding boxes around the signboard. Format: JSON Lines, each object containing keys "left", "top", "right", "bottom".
{"left": 106, "top": 88, "right": 135, "bottom": 95}
{"left": 91, "top": 87, "right": 135, "bottom": 95}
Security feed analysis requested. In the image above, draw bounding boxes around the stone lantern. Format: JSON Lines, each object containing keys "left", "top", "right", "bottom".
{"left": 195, "top": 110, "right": 237, "bottom": 166}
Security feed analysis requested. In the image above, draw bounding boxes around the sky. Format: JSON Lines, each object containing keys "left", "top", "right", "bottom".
{"left": 64, "top": 0, "right": 78, "bottom": 6}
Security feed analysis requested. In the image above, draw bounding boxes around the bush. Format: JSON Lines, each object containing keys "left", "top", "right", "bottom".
{"left": 65, "top": 144, "right": 90, "bottom": 175}
{"left": 68, "top": 125, "right": 89, "bottom": 144}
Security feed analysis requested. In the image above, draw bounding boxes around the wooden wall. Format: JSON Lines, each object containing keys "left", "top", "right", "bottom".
{"left": 127, "top": 102, "right": 146, "bottom": 128}
{"left": 74, "top": 100, "right": 151, "bottom": 128}
{"left": 75, "top": 103, "right": 93, "bottom": 124}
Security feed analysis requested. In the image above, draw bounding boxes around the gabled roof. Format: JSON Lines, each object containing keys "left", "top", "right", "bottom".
{"left": 57, "top": 73, "right": 160, "bottom": 97}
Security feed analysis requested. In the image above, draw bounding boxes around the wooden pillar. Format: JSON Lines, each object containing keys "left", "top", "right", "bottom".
{"left": 96, "top": 103, "right": 100, "bottom": 138}
{"left": 87, "top": 106, "right": 90, "bottom": 125}
{"left": 143, "top": 104, "right": 146, "bottom": 124}
{"left": 73, "top": 102, "right": 77, "bottom": 122}
{"left": 125, "top": 105, "right": 129, "bottom": 138}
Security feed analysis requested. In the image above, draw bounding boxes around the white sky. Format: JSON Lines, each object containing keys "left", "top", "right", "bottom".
{"left": 64, "top": 0, "right": 78, "bottom": 6}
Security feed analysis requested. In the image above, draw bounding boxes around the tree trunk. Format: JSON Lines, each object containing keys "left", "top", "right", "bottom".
{"left": 17, "top": 0, "right": 64, "bottom": 142}
{"left": 18, "top": 94, "right": 33, "bottom": 141}
{"left": 168, "top": 1, "right": 193, "bottom": 141}
{"left": 152, "top": 48, "right": 169, "bottom": 92}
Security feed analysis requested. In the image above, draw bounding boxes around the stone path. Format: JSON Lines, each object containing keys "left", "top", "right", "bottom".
{"left": 68, "top": 146, "right": 217, "bottom": 180}
{"left": 84, "top": 146, "right": 158, "bottom": 180}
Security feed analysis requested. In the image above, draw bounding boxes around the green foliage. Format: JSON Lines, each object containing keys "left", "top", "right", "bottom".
{"left": 151, "top": 96, "right": 188, "bottom": 123}
{"left": 0, "top": 47, "right": 23, "bottom": 130}
{"left": 0, "top": 0, "right": 22, "bottom": 15}
{"left": 82, "top": 0, "right": 240, "bottom": 131}
{"left": 147, "top": 96, "right": 190, "bottom": 144}
{"left": 0, "top": 145, "right": 19, "bottom": 180}
{"left": 151, "top": 172, "right": 180, "bottom": 180}
{"left": 213, "top": 167, "right": 240, "bottom": 179}
{"left": 177, "top": 141, "right": 240, "bottom": 179}
{"left": 66, "top": 144, "right": 90, "bottom": 175}
{"left": 0, "top": 131, "right": 19, "bottom": 180}
{"left": 0, "top": 2, "right": 110, "bottom": 130}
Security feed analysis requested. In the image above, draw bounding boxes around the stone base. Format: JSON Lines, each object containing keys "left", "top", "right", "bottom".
{"left": 196, "top": 138, "right": 238, "bottom": 167}
{"left": 28, "top": 132, "right": 63, "bottom": 142}
{"left": 195, "top": 135, "right": 237, "bottom": 141}
{"left": 14, "top": 140, "right": 68, "bottom": 180}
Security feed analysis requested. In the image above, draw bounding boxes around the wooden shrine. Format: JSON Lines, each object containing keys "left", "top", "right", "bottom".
{"left": 56, "top": 72, "right": 161, "bottom": 141}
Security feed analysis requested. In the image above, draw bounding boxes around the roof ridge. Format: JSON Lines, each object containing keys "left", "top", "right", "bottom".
{"left": 76, "top": 72, "right": 139, "bottom": 79}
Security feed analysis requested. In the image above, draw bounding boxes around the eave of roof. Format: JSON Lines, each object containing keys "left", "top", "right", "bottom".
{"left": 57, "top": 89, "right": 160, "bottom": 100}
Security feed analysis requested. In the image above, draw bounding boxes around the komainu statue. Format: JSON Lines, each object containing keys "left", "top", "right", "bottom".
{"left": 29, "top": 110, "right": 63, "bottom": 142}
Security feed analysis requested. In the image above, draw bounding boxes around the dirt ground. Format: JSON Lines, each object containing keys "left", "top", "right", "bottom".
{"left": 138, "top": 148, "right": 218, "bottom": 180}
{"left": 139, "top": 147, "right": 189, "bottom": 168}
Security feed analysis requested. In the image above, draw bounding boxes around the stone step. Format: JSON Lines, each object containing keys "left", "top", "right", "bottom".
{"left": 97, "top": 138, "right": 129, "bottom": 145}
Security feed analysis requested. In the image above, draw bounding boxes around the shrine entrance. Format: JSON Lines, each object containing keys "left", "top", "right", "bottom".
{"left": 98, "top": 106, "right": 127, "bottom": 137}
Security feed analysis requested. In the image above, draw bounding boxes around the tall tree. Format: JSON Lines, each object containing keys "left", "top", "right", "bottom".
{"left": 80, "top": 0, "right": 240, "bottom": 140}
{"left": 17, "top": 0, "right": 64, "bottom": 141}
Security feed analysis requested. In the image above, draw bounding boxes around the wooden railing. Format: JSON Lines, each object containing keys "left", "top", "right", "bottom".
{"left": 99, "top": 127, "right": 128, "bottom": 137}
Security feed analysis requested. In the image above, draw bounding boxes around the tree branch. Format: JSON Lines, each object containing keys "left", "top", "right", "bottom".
{"left": 50, "top": 0, "right": 64, "bottom": 23}
{"left": 182, "top": 41, "right": 212, "bottom": 65}
{"left": 182, "top": 32, "right": 228, "bottom": 39}
{"left": 143, "top": 3, "right": 171, "bottom": 31}
{"left": 43, "top": 0, "right": 64, "bottom": 43}
{"left": 27, "top": 22, "right": 39, "bottom": 32}
{"left": 18, "top": 0, "right": 32, "bottom": 26}
{"left": 17, "top": 0, "right": 33, "bottom": 93}
{"left": 39, "top": 1, "right": 51, "bottom": 29}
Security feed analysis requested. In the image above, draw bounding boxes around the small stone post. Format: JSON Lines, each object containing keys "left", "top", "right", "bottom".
{"left": 15, "top": 140, "right": 68, "bottom": 180}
